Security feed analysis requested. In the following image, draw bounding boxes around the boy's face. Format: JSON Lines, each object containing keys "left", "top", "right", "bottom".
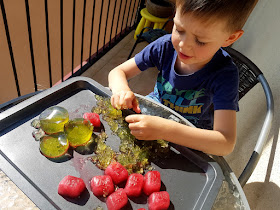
{"left": 171, "top": 7, "right": 240, "bottom": 73}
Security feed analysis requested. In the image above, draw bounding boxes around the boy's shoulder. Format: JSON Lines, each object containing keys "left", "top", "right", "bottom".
{"left": 215, "top": 48, "right": 232, "bottom": 62}
{"left": 151, "top": 34, "right": 172, "bottom": 47}
{"left": 157, "top": 34, "right": 172, "bottom": 41}
{"left": 206, "top": 49, "right": 239, "bottom": 91}
{"left": 134, "top": 34, "right": 174, "bottom": 71}
{"left": 210, "top": 48, "right": 237, "bottom": 73}
{"left": 219, "top": 48, "right": 233, "bottom": 61}
{"left": 139, "top": 34, "right": 174, "bottom": 56}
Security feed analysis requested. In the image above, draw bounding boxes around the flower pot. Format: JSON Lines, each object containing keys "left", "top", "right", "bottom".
{"left": 146, "top": 0, "right": 174, "bottom": 18}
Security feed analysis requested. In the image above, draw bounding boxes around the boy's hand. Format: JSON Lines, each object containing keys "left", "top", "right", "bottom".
{"left": 111, "top": 90, "right": 141, "bottom": 113}
{"left": 125, "top": 115, "right": 166, "bottom": 140}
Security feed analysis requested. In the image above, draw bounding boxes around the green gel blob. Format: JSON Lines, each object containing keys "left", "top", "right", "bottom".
{"left": 65, "top": 118, "right": 94, "bottom": 147}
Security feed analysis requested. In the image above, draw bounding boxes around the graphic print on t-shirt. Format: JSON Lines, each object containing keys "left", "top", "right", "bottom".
{"left": 156, "top": 75, "right": 205, "bottom": 124}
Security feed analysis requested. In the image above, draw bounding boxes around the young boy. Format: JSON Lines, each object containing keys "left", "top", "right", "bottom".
{"left": 108, "top": 0, "right": 258, "bottom": 156}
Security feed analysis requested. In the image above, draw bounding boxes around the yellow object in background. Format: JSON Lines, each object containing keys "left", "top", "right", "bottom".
{"left": 134, "top": 8, "right": 169, "bottom": 40}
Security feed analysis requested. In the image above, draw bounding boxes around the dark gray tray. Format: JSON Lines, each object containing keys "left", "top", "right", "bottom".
{"left": 0, "top": 77, "right": 223, "bottom": 210}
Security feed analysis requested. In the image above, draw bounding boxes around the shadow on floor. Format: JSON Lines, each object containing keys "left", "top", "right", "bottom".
{"left": 231, "top": 104, "right": 280, "bottom": 209}
{"left": 244, "top": 181, "right": 280, "bottom": 210}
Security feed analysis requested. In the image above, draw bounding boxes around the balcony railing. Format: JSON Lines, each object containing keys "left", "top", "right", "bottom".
{"left": 0, "top": 0, "right": 144, "bottom": 104}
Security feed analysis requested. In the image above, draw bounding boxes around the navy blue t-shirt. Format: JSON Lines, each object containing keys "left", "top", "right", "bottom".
{"left": 134, "top": 34, "right": 239, "bottom": 129}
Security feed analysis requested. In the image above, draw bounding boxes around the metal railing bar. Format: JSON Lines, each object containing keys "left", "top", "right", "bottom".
{"left": 88, "top": 0, "right": 95, "bottom": 64}
{"left": 71, "top": 0, "right": 76, "bottom": 74}
{"left": 125, "top": 0, "right": 133, "bottom": 30}
{"left": 114, "top": 0, "right": 122, "bottom": 43}
{"left": 129, "top": 0, "right": 138, "bottom": 27}
{"left": 24, "top": 0, "right": 37, "bottom": 92}
{"left": 109, "top": 0, "right": 117, "bottom": 47}
{"left": 69, "top": 26, "right": 136, "bottom": 79}
{"left": 120, "top": 0, "right": 128, "bottom": 35}
{"left": 60, "top": 0, "right": 64, "bottom": 81}
{"left": 44, "top": 0, "right": 52, "bottom": 87}
{"left": 136, "top": 0, "right": 145, "bottom": 25}
{"left": 0, "top": 0, "right": 21, "bottom": 96}
{"left": 89, "top": 0, "right": 141, "bottom": 62}
{"left": 78, "top": 3, "right": 139, "bottom": 76}
{"left": 80, "top": 0, "right": 87, "bottom": 72}
{"left": 103, "top": 0, "right": 111, "bottom": 51}
{"left": 96, "top": 0, "right": 104, "bottom": 57}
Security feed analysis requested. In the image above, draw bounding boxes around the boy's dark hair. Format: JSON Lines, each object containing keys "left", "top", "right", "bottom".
{"left": 176, "top": 0, "right": 258, "bottom": 32}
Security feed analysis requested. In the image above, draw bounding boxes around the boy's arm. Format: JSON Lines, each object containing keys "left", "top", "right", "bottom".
{"left": 125, "top": 110, "right": 236, "bottom": 156}
{"left": 108, "top": 58, "right": 142, "bottom": 112}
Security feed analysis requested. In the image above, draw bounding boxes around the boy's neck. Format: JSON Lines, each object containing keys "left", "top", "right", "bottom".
{"left": 174, "top": 56, "right": 213, "bottom": 75}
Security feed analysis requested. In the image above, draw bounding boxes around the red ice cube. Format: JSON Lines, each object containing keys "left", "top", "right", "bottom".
{"left": 124, "top": 173, "right": 144, "bottom": 197}
{"left": 58, "top": 175, "right": 86, "bottom": 198}
{"left": 148, "top": 191, "right": 170, "bottom": 210}
{"left": 105, "top": 162, "right": 128, "bottom": 185}
{"left": 90, "top": 175, "right": 114, "bottom": 197}
{"left": 143, "top": 171, "right": 161, "bottom": 196}
{"left": 83, "top": 112, "right": 101, "bottom": 127}
{"left": 106, "top": 188, "right": 128, "bottom": 210}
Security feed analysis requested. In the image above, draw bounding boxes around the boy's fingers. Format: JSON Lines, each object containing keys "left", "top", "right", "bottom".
{"left": 116, "top": 91, "right": 134, "bottom": 109}
{"left": 125, "top": 114, "right": 140, "bottom": 123}
{"left": 111, "top": 96, "right": 114, "bottom": 107}
{"left": 130, "top": 129, "right": 143, "bottom": 137}
{"left": 132, "top": 98, "right": 141, "bottom": 113}
{"left": 125, "top": 115, "right": 135, "bottom": 123}
{"left": 111, "top": 96, "right": 117, "bottom": 109}
{"left": 111, "top": 91, "right": 137, "bottom": 110}
{"left": 118, "top": 91, "right": 126, "bottom": 107}
{"left": 123, "top": 91, "right": 134, "bottom": 109}
{"left": 111, "top": 95, "right": 121, "bottom": 109}
{"left": 128, "top": 120, "right": 142, "bottom": 130}
{"left": 133, "top": 106, "right": 141, "bottom": 113}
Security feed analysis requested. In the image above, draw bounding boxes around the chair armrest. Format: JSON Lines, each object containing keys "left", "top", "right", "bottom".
{"left": 238, "top": 74, "right": 274, "bottom": 187}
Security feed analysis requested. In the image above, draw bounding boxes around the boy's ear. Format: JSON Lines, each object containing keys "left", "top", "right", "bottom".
{"left": 222, "top": 30, "right": 244, "bottom": 47}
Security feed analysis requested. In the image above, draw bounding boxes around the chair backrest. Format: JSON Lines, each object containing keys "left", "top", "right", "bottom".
{"left": 223, "top": 47, "right": 274, "bottom": 187}
{"left": 223, "top": 47, "right": 262, "bottom": 100}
